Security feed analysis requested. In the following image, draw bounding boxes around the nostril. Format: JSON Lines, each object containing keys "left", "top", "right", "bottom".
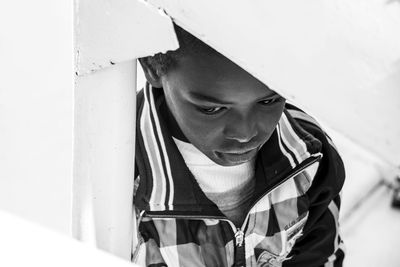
{"left": 224, "top": 128, "right": 258, "bottom": 143}
{"left": 224, "top": 113, "right": 258, "bottom": 142}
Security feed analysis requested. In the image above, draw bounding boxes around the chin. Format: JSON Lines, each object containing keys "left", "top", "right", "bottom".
{"left": 205, "top": 153, "right": 232, "bottom": 167}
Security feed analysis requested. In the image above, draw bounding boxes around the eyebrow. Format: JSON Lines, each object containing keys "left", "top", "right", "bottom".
{"left": 188, "top": 92, "right": 233, "bottom": 105}
{"left": 187, "top": 91, "right": 279, "bottom": 105}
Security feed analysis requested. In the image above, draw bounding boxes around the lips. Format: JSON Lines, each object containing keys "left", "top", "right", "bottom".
{"left": 216, "top": 146, "right": 260, "bottom": 165}
{"left": 224, "top": 148, "right": 256, "bottom": 155}
{"left": 221, "top": 144, "right": 260, "bottom": 155}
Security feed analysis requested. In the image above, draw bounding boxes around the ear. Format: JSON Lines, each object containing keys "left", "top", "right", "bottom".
{"left": 138, "top": 58, "right": 163, "bottom": 88}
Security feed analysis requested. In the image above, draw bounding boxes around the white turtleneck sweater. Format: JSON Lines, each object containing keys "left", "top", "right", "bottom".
{"left": 173, "top": 137, "right": 256, "bottom": 227}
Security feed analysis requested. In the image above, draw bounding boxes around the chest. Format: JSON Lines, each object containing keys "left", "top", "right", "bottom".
{"left": 133, "top": 170, "right": 312, "bottom": 267}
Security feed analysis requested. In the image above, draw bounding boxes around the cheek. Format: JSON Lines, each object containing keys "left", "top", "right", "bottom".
{"left": 175, "top": 109, "right": 223, "bottom": 148}
{"left": 258, "top": 104, "right": 285, "bottom": 133}
{"left": 270, "top": 106, "right": 285, "bottom": 124}
{"left": 276, "top": 102, "right": 286, "bottom": 121}
{"left": 182, "top": 115, "right": 219, "bottom": 142}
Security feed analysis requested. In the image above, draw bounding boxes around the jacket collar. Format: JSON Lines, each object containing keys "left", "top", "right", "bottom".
{"left": 134, "top": 84, "right": 322, "bottom": 216}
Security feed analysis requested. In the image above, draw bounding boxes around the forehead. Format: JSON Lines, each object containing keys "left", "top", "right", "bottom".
{"left": 165, "top": 51, "right": 276, "bottom": 102}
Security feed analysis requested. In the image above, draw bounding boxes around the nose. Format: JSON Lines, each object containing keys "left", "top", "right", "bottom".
{"left": 223, "top": 111, "right": 258, "bottom": 143}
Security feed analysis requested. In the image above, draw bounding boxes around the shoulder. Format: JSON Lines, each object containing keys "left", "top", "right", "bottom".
{"left": 285, "top": 103, "right": 345, "bottom": 197}
{"left": 285, "top": 103, "right": 338, "bottom": 153}
{"left": 285, "top": 103, "right": 322, "bottom": 133}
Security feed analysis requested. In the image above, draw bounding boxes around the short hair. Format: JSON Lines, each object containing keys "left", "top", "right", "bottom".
{"left": 140, "top": 24, "right": 215, "bottom": 75}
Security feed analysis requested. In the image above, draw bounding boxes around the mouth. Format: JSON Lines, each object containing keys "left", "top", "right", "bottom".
{"left": 224, "top": 148, "right": 256, "bottom": 155}
{"left": 216, "top": 146, "right": 259, "bottom": 165}
{"left": 222, "top": 143, "right": 260, "bottom": 154}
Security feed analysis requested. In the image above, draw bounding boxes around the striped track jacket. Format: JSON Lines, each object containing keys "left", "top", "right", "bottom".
{"left": 133, "top": 84, "right": 345, "bottom": 267}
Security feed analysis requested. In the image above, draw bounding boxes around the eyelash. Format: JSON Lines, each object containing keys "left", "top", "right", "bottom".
{"left": 198, "top": 97, "right": 283, "bottom": 115}
{"left": 260, "top": 96, "right": 284, "bottom": 106}
{"left": 200, "top": 107, "right": 224, "bottom": 115}
{"left": 260, "top": 99, "right": 274, "bottom": 105}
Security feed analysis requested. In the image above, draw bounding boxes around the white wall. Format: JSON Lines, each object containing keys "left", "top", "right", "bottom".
{"left": 0, "top": 210, "right": 137, "bottom": 267}
{"left": 144, "top": 0, "right": 400, "bottom": 166}
{"left": 72, "top": 0, "right": 178, "bottom": 258}
{"left": 0, "top": 1, "right": 73, "bottom": 234}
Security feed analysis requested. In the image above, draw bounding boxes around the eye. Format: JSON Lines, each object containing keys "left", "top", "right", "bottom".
{"left": 259, "top": 96, "right": 284, "bottom": 106}
{"left": 199, "top": 106, "right": 224, "bottom": 115}
{"left": 259, "top": 99, "right": 275, "bottom": 105}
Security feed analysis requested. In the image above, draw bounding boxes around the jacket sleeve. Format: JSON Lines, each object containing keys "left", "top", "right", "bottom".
{"left": 283, "top": 110, "right": 346, "bottom": 267}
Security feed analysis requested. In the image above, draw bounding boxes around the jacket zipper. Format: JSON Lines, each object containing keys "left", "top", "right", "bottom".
{"left": 245, "top": 153, "right": 322, "bottom": 216}
{"left": 133, "top": 154, "right": 322, "bottom": 266}
{"left": 234, "top": 228, "right": 245, "bottom": 267}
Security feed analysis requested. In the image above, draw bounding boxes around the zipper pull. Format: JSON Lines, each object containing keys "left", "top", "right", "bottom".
{"left": 234, "top": 228, "right": 246, "bottom": 266}
{"left": 235, "top": 229, "right": 244, "bottom": 247}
